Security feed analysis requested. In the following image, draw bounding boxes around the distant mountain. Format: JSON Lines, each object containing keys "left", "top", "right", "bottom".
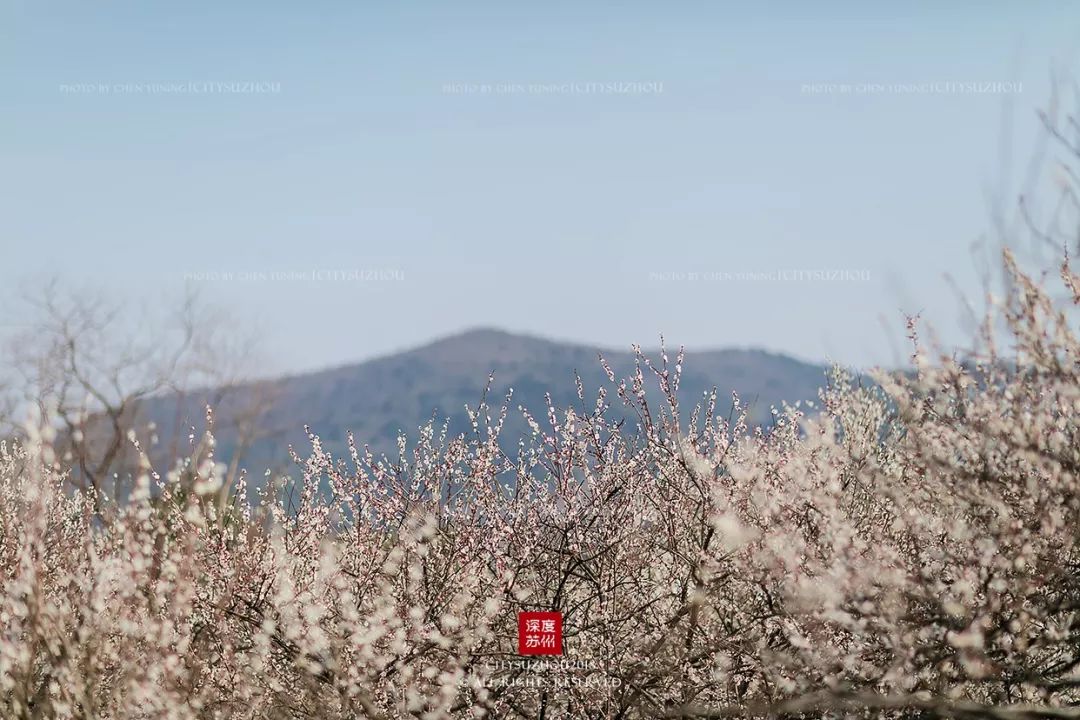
{"left": 136, "top": 328, "right": 832, "bottom": 478}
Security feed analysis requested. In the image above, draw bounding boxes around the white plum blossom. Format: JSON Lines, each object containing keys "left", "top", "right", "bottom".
{"left": 1, "top": 248, "right": 1080, "bottom": 718}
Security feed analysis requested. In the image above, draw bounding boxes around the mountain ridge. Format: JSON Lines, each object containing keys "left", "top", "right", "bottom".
{"left": 136, "top": 328, "right": 834, "bottom": 477}
{"left": 269, "top": 327, "right": 826, "bottom": 385}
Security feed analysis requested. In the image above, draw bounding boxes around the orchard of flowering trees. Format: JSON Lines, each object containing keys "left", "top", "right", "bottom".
{"left": 1, "top": 244, "right": 1080, "bottom": 720}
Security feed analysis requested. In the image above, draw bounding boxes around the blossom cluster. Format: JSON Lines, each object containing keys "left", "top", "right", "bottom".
{"left": 2, "top": 250, "right": 1080, "bottom": 718}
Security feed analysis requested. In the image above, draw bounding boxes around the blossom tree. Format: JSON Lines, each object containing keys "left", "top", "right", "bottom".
{"left": 2, "top": 238, "right": 1080, "bottom": 719}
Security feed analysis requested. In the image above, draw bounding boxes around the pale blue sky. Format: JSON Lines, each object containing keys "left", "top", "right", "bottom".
{"left": 2, "top": 2, "right": 1078, "bottom": 375}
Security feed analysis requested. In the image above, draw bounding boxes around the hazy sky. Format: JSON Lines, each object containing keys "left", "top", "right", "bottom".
{"left": 3, "top": 2, "right": 1079, "bottom": 377}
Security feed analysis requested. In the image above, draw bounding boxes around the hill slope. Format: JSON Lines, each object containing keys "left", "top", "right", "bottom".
{"left": 138, "top": 328, "right": 832, "bottom": 476}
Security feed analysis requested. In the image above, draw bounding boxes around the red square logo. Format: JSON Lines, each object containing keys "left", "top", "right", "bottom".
{"left": 518, "top": 611, "right": 562, "bottom": 655}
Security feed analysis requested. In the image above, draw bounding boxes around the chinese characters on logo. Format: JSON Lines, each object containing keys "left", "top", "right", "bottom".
{"left": 518, "top": 611, "right": 562, "bottom": 655}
